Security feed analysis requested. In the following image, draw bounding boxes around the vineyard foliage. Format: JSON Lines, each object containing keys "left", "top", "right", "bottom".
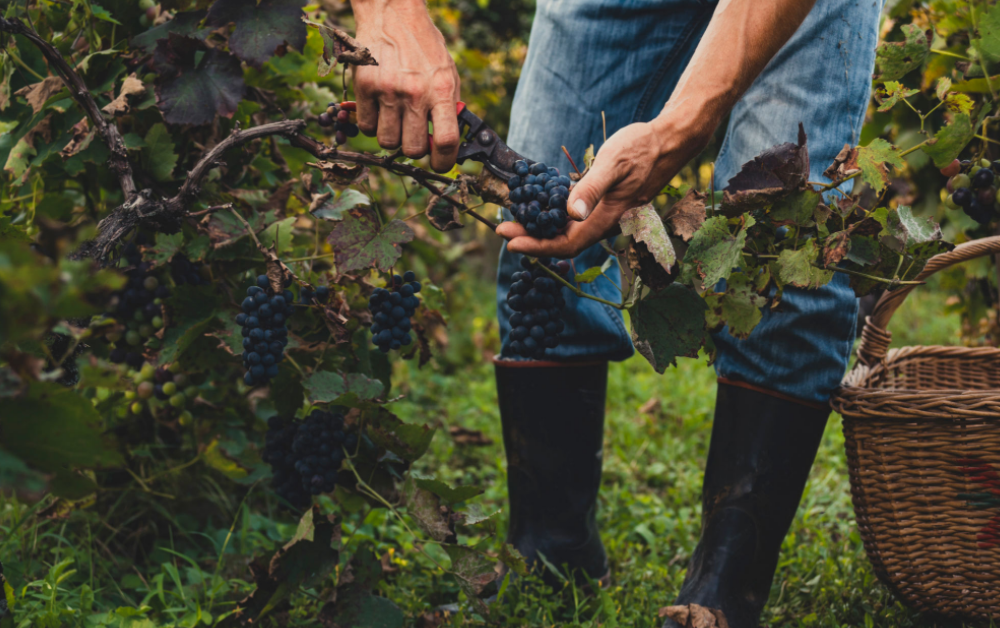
{"left": 0, "top": 0, "right": 996, "bottom": 624}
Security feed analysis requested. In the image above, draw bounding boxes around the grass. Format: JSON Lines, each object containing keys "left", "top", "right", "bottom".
{"left": 1, "top": 270, "right": 992, "bottom": 628}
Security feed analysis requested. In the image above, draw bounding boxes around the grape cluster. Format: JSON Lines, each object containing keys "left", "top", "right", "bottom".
{"left": 261, "top": 410, "right": 360, "bottom": 508}
{"left": 237, "top": 275, "right": 291, "bottom": 386}
{"left": 506, "top": 258, "right": 569, "bottom": 358}
{"left": 171, "top": 255, "right": 206, "bottom": 286}
{"left": 318, "top": 102, "right": 360, "bottom": 145}
{"left": 122, "top": 362, "right": 196, "bottom": 424}
{"left": 943, "top": 158, "right": 1000, "bottom": 225}
{"left": 506, "top": 160, "right": 572, "bottom": 239}
{"left": 299, "top": 285, "right": 330, "bottom": 305}
{"left": 107, "top": 243, "right": 169, "bottom": 369}
{"left": 369, "top": 271, "right": 422, "bottom": 353}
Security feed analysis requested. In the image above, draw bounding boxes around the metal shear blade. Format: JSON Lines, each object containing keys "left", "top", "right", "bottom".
{"left": 454, "top": 104, "right": 531, "bottom": 183}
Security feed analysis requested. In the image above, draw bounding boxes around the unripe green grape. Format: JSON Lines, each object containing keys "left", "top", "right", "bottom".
{"left": 134, "top": 309, "right": 146, "bottom": 322}
{"left": 140, "top": 362, "right": 155, "bottom": 380}
{"left": 116, "top": 406, "right": 129, "bottom": 419}
{"left": 139, "top": 0, "right": 155, "bottom": 8}
{"left": 131, "top": 401, "right": 144, "bottom": 414}
{"left": 172, "top": 373, "right": 187, "bottom": 386}
{"left": 184, "top": 386, "right": 198, "bottom": 399}
{"left": 945, "top": 193, "right": 959, "bottom": 210}
{"left": 982, "top": 158, "right": 992, "bottom": 169}
{"left": 169, "top": 393, "right": 186, "bottom": 408}
{"left": 143, "top": 276, "right": 159, "bottom": 291}
{"left": 139, "top": 324, "right": 154, "bottom": 338}
{"left": 124, "top": 390, "right": 137, "bottom": 400}
{"left": 995, "top": 187, "right": 1000, "bottom": 205}
{"left": 106, "top": 331, "right": 122, "bottom": 343}
{"left": 154, "top": 298, "right": 162, "bottom": 306}
{"left": 952, "top": 173, "right": 971, "bottom": 190}
{"left": 162, "top": 381, "right": 177, "bottom": 396}
{"left": 137, "top": 381, "right": 154, "bottom": 399}
{"left": 972, "top": 165, "right": 983, "bottom": 175}
{"left": 146, "top": 338, "right": 161, "bottom": 350}
{"left": 96, "top": 387, "right": 110, "bottom": 401}
{"left": 168, "top": 362, "right": 182, "bottom": 373}
{"left": 127, "top": 320, "right": 139, "bottom": 331}
{"left": 179, "top": 411, "right": 193, "bottom": 426}
{"left": 151, "top": 316, "right": 163, "bottom": 328}
{"left": 139, "top": 14, "right": 150, "bottom": 27}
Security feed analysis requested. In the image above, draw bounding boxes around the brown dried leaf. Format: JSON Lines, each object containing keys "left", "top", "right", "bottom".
{"left": 665, "top": 189, "right": 707, "bottom": 241}
{"left": 720, "top": 124, "right": 809, "bottom": 214}
{"left": 15, "top": 76, "right": 65, "bottom": 114}
{"left": 449, "top": 425, "right": 494, "bottom": 446}
{"left": 102, "top": 74, "right": 147, "bottom": 116}
{"left": 60, "top": 118, "right": 94, "bottom": 159}
{"left": 822, "top": 230, "right": 851, "bottom": 266}
{"left": 309, "top": 160, "right": 370, "bottom": 187}
{"left": 425, "top": 185, "right": 466, "bottom": 232}
{"left": 658, "top": 604, "right": 729, "bottom": 628}
{"left": 822, "top": 143, "right": 861, "bottom": 183}
{"left": 627, "top": 239, "right": 677, "bottom": 292}
{"left": 477, "top": 169, "right": 509, "bottom": 206}
{"left": 303, "top": 18, "right": 378, "bottom": 66}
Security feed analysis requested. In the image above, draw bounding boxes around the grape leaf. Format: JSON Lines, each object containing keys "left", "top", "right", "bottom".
{"left": 972, "top": 2, "right": 1000, "bottom": 64}
{"left": 206, "top": 0, "right": 307, "bottom": 68}
{"left": 0, "top": 52, "right": 13, "bottom": 112}
{"left": 14, "top": 76, "right": 65, "bottom": 114}
{"left": 629, "top": 284, "right": 709, "bottom": 373}
{"left": 881, "top": 205, "right": 941, "bottom": 253}
{"left": 856, "top": 139, "right": 903, "bottom": 193}
{"left": 922, "top": 112, "right": 977, "bottom": 168}
{"left": 141, "top": 123, "right": 178, "bottom": 182}
{"left": 144, "top": 231, "right": 184, "bottom": 266}
{"left": 311, "top": 188, "right": 370, "bottom": 222}
{"left": 776, "top": 240, "right": 833, "bottom": 289}
{"left": 399, "top": 476, "right": 454, "bottom": 542}
{"left": 876, "top": 81, "right": 919, "bottom": 112}
{"left": 130, "top": 10, "right": 210, "bottom": 54}
{"left": 720, "top": 124, "right": 809, "bottom": 214}
{"left": 443, "top": 544, "right": 498, "bottom": 612}
{"left": 770, "top": 189, "right": 822, "bottom": 227}
{"left": 678, "top": 216, "right": 748, "bottom": 292}
{"left": 0, "top": 382, "right": 123, "bottom": 472}
{"left": 302, "top": 370, "right": 384, "bottom": 404}
{"left": 846, "top": 235, "right": 880, "bottom": 266}
{"left": 413, "top": 475, "right": 484, "bottom": 505}
{"left": 665, "top": 188, "right": 706, "bottom": 241}
{"left": 620, "top": 204, "right": 676, "bottom": 273}
{"left": 875, "top": 24, "right": 929, "bottom": 80}
{"left": 154, "top": 36, "right": 246, "bottom": 126}
{"left": 327, "top": 207, "right": 414, "bottom": 273}
{"left": 365, "top": 405, "right": 435, "bottom": 463}
{"left": 303, "top": 19, "right": 379, "bottom": 69}
{"left": 575, "top": 257, "right": 614, "bottom": 284}
{"left": 704, "top": 272, "right": 766, "bottom": 339}
{"left": 945, "top": 92, "right": 974, "bottom": 114}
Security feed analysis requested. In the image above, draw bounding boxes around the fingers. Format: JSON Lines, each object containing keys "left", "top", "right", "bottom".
{"left": 429, "top": 101, "right": 460, "bottom": 173}
{"left": 376, "top": 103, "right": 404, "bottom": 150}
{"left": 500, "top": 202, "right": 623, "bottom": 258}
{"left": 495, "top": 221, "right": 528, "bottom": 240}
{"left": 354, "top": 68, "right": 379, "bottom": 136}
{"left": 401, "top": 104, "right": 430, "bottom": 159}
{"left": 567, "top": 157, "right": 620, "bottom": 221}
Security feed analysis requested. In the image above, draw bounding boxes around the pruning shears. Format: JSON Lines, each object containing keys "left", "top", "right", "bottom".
{"left": 337, "top": 101, "right": 531, "bottom": 183}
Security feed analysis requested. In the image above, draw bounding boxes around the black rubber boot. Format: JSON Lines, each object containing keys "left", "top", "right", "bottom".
{"left": 494, "top": 358, "right": 610, "bottom": 587}
{"left": 662, "top": 380, "right": 829, "bottom": 628}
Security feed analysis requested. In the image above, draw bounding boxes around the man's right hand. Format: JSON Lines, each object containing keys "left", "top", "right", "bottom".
{"left": 353, "top": 0, "right": 461, "bottom": 173}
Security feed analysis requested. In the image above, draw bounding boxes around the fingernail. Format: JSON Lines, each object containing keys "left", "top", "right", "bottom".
{"left": 573, "top": 199, "right": 590, "bottom": 219}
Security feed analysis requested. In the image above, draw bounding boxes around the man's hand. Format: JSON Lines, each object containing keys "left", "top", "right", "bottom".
{"left": 496, "top": 120, "right": 707, "bottom": 258}
{"left": 353, "top": 0, "right": 461, "bottom": 172}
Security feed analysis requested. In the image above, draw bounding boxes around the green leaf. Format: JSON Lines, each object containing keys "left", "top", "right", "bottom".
{"left": 90, "top": 4, "right": 122, "bottom": 24}
{"left": 973, "top": 2, "right": 1000, "bottom": 63}
{"left": 141, "top": 123, "right": 178, "bottom": 182}
{"left": 856, "top": 139, "right": 903, "bottom": 193}
{"left": 327, "top": 207, "right": 414, "bottom": 273}
{"left": 875, "top": 23, "right": 929, "bottom": 80}
{"left": 160, "top": 313, "right": 218, "bottom": 363}
{"left": 144, "top": 231, "right": 184, "bottom": 266}
{"left": 130, "top": 11, "right": 210, "bottom": 54}
{"left": 443, "top": 544, "right": 498, "bottom": 605}
{"left": 412, "top": 474, "right": 484, "bottom": 505}
{"left": 620, "top": 204, "right": 676, "bottom": 273}
{"left": 845, "top": 235, "right": 880, "bottom": 266}
{"left": 365, "top": 405, "right": 435, "bottom": 463}
{"left": 0, "top": 382, "right": 123, "bottom": 472}
{"left": 678, "top": 216, "right": 747, "bottom": 292}
{"left": 206, "top": 0, "right": 307, "bottom": 67}
{"left": 628, "top": 284, "right": 709, "bottom": 373}
{"left": 302, "top": 370, "right": 384, "bottom": 404}
{"left": 880, "top": 205, "right": 941, "bottom": 252}
{"left": 328, "top": 594, "right": 403, "bottom": 628}
{"left": 399, "top": 476, "right": 453, "bottom": 541}
{"left": 272, "top": 364, "right": 305, "bottom": 417}
{"left": 876, "top": 80, "right": 919, "bottom": 112}
{"left": 155, "top": 38, "right": 246, "bottom": 126}
{"left": 704, "top": 272, "right": 767, "bottom": 339}
{"left": 0, "top": 51, "right": 14, "bottom": 112}
{"left": 311, "top": 188, "right": 371, "bottom": 222}
{"left": 574, "top": 257, "right": 613, "bottom": 285}
{"left": 770, "top": 189, "right": 822, "bottom": 227}
{"left": 3, "top": 137, "right": 35, "bottom": 180}
{"left": 922, "top": 112, "right": 977, "bottom": 168}
{"left": 776, "top": 240, "right": 834, "bottom": 289}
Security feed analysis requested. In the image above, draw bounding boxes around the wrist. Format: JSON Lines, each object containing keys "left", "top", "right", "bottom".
{"left": 352, "top": 0, "right": 429, "bottom": 26}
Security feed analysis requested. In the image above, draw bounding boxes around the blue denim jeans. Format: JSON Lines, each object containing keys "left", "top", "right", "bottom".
{"left": 497, "top": 0, "right": 881, "bottom": 404}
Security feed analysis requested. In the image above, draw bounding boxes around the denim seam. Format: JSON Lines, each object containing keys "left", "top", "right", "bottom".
{"left": 632, "top": 2, "right": 716, "bottom": 123}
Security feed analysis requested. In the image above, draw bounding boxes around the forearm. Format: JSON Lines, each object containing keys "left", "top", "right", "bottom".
{"left": 351, "top": 0, "right": 429, "bottom": 24}
{"left": 652, "top": 0, "right": 816, "bottom": 143}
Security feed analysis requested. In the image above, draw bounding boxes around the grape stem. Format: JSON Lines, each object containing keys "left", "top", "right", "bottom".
{"left": 533, "top": 259, "right": 626, "bottom": 310}
{"left": 744, "top": 252, "right": 925, "bottom": 286}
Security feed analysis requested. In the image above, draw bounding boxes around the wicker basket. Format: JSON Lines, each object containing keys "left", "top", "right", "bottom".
{"left": 830, "top": 237, "right": 1000, "bottom": 620}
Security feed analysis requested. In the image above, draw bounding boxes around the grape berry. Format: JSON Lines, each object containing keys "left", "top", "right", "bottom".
{"left": 506, "top": 257, "right": 567, "bottom": 358}
{"left": 369, "top": 271, "right": 421, "bottom": 353}
{"left": 943, "top": 158, "right": 1000, "bottom": 225}
{"left": 238, "top": 275, "right": 291, "bottom": 386}
{"left": 318, "top": 102, "right": 360, "bottom": 145}
{"left": 262, "top": 409, "right": 361, "bottom": 508}
{"left": 506, "top": 160, "right": 572, "bottom": 239}
{"left": 106, "top": 242, "right": 169, "bottom": 369}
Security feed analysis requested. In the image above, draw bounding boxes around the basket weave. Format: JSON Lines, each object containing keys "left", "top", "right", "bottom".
{"left": 830, "top": 237, "right": 1000, "bottom": 620}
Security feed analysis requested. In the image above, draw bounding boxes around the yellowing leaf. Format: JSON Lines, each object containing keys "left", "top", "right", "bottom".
{"left": 856, "top": 139, "right": 903, "bottom": 193}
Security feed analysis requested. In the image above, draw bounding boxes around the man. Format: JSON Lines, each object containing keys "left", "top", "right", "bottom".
{"left": 353, "top": 0, "right": 880, "bottom": 624}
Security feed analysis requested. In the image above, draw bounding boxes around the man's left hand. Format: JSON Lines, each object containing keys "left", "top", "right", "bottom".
{"left": 496, "top": 119, "right": 704, "bottom": 258}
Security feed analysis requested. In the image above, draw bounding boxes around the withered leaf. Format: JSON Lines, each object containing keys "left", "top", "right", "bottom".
{"left": 303, "top": 18, "right": 378, "bottom": 67}
{"left": 822, "top": 143, "right": 861, "bottom": 183}
{"left": 477, "top": 169, "right": 509, "bottom": 206}
{"left": 658, "top": 604, "right": 730, "bottom": 628}
{"left": 102, "top": 74, "right": 146, "bottom": 116}
{"left": 15, "top": 76, "right": 65, "bottom": 114}
{"left": 60, "top": 118, "right": 94, "bottom": 160}
{"left": 327, "top": 206, "right": 414, "bottom": 273}
{"left": 665, "top": 188, "right": 706, "bottom": 241}
{"left": 449, "top": 425, "right": 493, "bottom": 446}
{"left": 720, "top": 124, "right": 809, "bottom": 214}
{"left": 309, "top": 160, "right": 370, "bottom": 187}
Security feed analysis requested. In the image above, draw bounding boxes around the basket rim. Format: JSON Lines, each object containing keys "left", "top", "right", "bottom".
{"left": 839, "top": 343, "right": 1000, "bottom": 389}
